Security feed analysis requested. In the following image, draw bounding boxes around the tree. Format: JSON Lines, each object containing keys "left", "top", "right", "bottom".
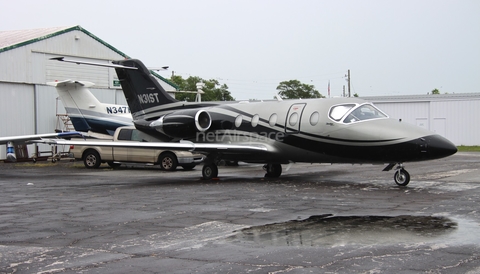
{"left": 170, "top": 75, "right": 235, "bottom": 101}
{"left": 431, "top": 88, "right": 440, "bottom": 95}
{"left": 276, "top": 80, "right": 324, "bottom": 99}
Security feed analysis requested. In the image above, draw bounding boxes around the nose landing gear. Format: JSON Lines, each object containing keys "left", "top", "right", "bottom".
{"left": 383, "top": 163, "right": 411, "bottom": 186}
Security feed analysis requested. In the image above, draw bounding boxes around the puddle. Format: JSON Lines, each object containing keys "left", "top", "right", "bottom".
{"left": 230, "top": 215, "right": 459, "bottom": 247}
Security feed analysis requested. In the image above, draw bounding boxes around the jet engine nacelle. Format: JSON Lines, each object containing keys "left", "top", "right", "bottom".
{"left": 150, "top": 109, "right": 211, "bottom": 138}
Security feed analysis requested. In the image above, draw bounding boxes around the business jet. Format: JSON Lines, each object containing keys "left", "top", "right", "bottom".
{"left": 44, "top": 57, "right": 457, "bottom": 186}
{"left": 48, "top": 80, "right": 133, "bottom": 135}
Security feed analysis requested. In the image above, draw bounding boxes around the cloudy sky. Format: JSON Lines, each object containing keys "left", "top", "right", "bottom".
{"left": 1, "top": 0, "right": 479, "bottom": 99}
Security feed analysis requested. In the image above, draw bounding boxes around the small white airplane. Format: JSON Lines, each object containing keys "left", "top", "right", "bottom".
{"left": 1, "top": 79, "right": 129, "bottom": 161}
{"left": 48, "top": 80, "right": 133, "bottom": 135}
{"left": 41, "top": 57, "right": 457, "bottom": 186}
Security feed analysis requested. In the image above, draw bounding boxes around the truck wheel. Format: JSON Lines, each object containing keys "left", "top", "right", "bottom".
{"left": 159, "top": 152, "right": 177, "bottom": 171}
{"left": 83, "top": 150, "right": 102, "bottom": 169}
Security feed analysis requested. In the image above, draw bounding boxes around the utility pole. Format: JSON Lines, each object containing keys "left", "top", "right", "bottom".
{"left": 347, "top": 69, "right": 351, "bottom": 97}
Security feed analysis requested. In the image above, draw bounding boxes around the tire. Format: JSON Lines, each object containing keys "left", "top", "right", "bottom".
{"left": 394, "top": 169, "right": 410, "bottom": 186}
{"left": 202, "top": 163, "right": 218, "bottom": 180}
{"left": 264, "top": 163, "right": 282, "bottom": 178}
{"left": 159, "top": 152, "right": 178, "bottom": 171}
{"left": 83, "top": 150, "right": 102, "bottom": 169}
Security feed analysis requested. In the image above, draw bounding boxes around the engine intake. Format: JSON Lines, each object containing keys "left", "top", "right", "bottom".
{"left": 150, "top": 109, "right": 211, "bottom": 138}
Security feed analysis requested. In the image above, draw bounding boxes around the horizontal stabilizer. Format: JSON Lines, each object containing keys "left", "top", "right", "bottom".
{"left": 47, "top": 79, "right": 95, "bottom": 88}
{"left": 50, "top": 57, "right": 138, "bottom": 70}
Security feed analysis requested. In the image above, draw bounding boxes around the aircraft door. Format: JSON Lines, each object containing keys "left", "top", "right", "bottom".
{"left": 285, "top": 103, "right": 306, "bottom": 133}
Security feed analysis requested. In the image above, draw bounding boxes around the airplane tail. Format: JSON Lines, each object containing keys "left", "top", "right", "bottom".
{"left": 48, "top": 80, "right": 100, "bottom": 132}
{"left": 112, "top": 59, "right": 178, "bottom": 118}
{"left": 48, "top": 80, "right": 133, "bottom": 135}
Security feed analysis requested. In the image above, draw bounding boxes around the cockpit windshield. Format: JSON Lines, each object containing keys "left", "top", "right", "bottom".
{"left": 329, "top": 104, "right": 355, "bottom": 122}
{"left": 329, "top": 103, "right": 387, "bottom": 124}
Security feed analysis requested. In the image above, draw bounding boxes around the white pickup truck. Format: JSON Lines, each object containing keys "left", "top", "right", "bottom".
{"left": 70, "top": 126, "right": 204, "bottom": 170}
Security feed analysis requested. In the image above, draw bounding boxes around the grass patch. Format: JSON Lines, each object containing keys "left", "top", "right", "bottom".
{"left": 457, "top": 146, "right": 480, "bottom": 152}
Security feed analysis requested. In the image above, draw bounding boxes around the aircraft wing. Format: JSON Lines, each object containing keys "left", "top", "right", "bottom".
{"left": 0, "top": 132, "right": 85, "bottom": 145}
{"left": 32, "top": 139, "right": 270, "bottom": 154}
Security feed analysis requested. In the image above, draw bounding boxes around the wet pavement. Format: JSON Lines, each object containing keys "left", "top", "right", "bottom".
{"left": 0, "top": 153, "right": 480, "bottom": 273}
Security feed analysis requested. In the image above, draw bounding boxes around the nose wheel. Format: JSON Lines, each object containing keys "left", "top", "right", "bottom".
{"left": 394, "top": 167, "right": 410, "bottom": 186}
{"left": 384, "top": 163, "right": 411, "bottom": 186}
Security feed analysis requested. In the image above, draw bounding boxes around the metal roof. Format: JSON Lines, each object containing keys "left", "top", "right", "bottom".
{"left": 361, "top": 93, "right": 480, "bottom": 103}
{"left": 0, "top": 25, "right": 129, "bottom": 57}
{"left": 0, "top": 25, "right": 178, "bottom": 90}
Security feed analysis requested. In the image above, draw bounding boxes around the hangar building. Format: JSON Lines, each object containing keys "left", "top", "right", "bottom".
{"left": 363, "top": 94, "right": 480, "bottom": 146}
{"left": 0, "top": 25, "right": 177, "bottom": 160}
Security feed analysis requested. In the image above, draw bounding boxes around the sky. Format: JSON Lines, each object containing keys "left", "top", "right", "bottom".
{"left": 1, "top": 0, "right": 479, "bottom": 100}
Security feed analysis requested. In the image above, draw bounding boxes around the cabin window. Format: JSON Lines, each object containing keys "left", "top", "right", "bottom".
{"left": 251, "top": 114, "right": 259, "bottom": 127}
{"left": 310, "top": 111, "right": 319, "bottom": 126}
{"left": 289, "top": 112, "right": 299, "bottom": 126}
{"left": 269, "top": 113, "right": 277, "bottom": 127}
{"left": 235, "top": 115, "right": 243, "bottom": 127}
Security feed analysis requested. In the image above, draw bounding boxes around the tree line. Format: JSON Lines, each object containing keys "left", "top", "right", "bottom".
{"left": 169, "top": 76, "right": 327, "bottom": 101}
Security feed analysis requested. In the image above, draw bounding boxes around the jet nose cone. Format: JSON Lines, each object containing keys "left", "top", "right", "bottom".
{"left": 422, "top": 135, "right": 457, "bottom": 159}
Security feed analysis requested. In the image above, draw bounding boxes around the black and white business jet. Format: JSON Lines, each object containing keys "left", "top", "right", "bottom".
{"left": 45, "top": 57, "right": 457, "bottom": 186}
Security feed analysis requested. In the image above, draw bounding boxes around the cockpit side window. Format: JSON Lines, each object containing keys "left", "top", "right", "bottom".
{"left": 329, "top": 104, "right": 356, "bottom": 122}
{"left": 344, "top": 104, "right": 387, "bottom": 123}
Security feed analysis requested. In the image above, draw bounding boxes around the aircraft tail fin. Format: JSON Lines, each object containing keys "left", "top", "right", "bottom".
{"left": 112, "top": 59, "right": 178, "bottom": 118}
{"left": 48, "top": 80, "right": 100, "bottom": 132}
{"left": 48, "top": 80, "right": 101, "bottom": 110}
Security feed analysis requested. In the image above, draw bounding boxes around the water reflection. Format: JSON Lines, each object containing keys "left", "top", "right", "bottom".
{"left": 230, "top": 215, "right": 457, "bottom": 247}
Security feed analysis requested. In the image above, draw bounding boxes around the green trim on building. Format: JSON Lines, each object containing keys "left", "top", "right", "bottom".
{"left": 1, "top": 25, "right": 178, "bottom": 90}
{"left": 151, "top": 70, "right": 179, "bottom": 90}
{"left": 0, "top": 25, "right": 129, "bottom": 58}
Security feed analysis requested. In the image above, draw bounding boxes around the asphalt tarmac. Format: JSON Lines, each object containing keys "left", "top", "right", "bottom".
{"left": 1, "top": 153, "right": 480, "bottom": 273}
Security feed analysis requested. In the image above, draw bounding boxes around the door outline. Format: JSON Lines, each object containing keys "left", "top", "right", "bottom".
{"left": 285, "top": 103, "right": 306, "bottom": 133}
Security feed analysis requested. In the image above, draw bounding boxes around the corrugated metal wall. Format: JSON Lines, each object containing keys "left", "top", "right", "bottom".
{"left": 374, "top": 102, "right": 430, "bottom": 129}
{"left": 430, "top": 100, "right": 479, "bottom": 146}
{"left": 0, "top": 82, "right": 35, "bottom": 158}
{"left": 375, "top": 98, "right": 480, "bottom": 146}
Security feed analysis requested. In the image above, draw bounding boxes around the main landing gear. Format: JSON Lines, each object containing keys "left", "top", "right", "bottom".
{"left": 263, "top": 163, "right": 282, "bottom": 178}
{"left": 202, "top": 160, "right": 219, "bottom": 180}
{"left": 201, "top": 158, "right": 283, "bottom": 180}
{"left": 383, "top": 163, "right": 411, "bottom": 186}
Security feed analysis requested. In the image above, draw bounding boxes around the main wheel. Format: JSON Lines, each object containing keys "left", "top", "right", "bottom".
{"left": 394, "top": 168, "right": 410, "bottom": 186}
{"left": 83, "top": 150, "right": 101, "bottom": 169}
{"left": 264, "top": 163, "right": 282, "bottom": 178}
{"left": 202, "top": 163, "right": 218, "bottom": 180}
{"left": 159, "top": 152, "right": 178, "bottom": 171}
